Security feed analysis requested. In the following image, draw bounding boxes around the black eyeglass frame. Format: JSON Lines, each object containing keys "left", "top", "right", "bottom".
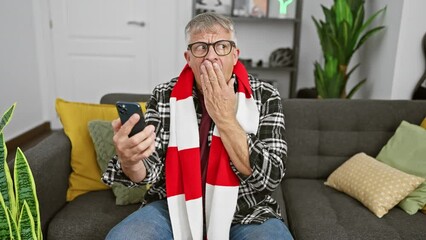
{"left": 187, "top": 40, "right": 236, "bottom": 58}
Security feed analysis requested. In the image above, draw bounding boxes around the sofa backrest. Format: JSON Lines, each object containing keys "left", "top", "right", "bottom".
{"left": 100, "top": 93, "right": 151, "bottom": 104}
{"left": 282, "top": 99, "right": 426, "bottom": 180}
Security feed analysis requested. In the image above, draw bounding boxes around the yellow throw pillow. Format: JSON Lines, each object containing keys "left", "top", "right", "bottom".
{"left": 325, "top": 152, "right": 425, "bottom": 218}
{"left": 56, "top": 98, "right": 119, "bottom": 201}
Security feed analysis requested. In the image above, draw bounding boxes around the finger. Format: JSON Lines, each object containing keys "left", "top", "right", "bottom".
{"left": 128, "top": 128, "right": 156, "bottom": 160}
{"left": 201, "top": 66, "right": 213, "bottom": 94}
{"left": 117, "top": 126, "right": 155, "bottom": 161}
{"left": 111, "top": 118, "right": 122, "bottom": 134}
{"left": 203, "top": 61, "right": 220, "bottom": 91}
{"left": 119, "top": 114, "right": 140, "bottom": 138}
{"left": 228, "top": 77, "right": 235, "bottom": 90}
{"left": 131, "top": 125, "right": 155, "bottom": 141}
{"left": 213, "top": 62, "right": 226, "bottom": 89}
{"left": 200, "top": 71, "right": 207, "bottom": 93}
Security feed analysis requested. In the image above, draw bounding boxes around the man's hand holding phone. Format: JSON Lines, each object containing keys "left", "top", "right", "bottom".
{"left": 112, "top": 103, "right": 156, "bottom": 183}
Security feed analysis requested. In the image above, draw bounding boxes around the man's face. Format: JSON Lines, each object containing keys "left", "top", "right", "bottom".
{"left": 184, "top": 26, "right": 240, "bottom": 90}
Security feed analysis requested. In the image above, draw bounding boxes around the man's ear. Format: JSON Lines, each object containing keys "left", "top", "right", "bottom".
{"left": 184, "top": 51, "right": 191, "bottom": 64}
{"left": 233, "top": 48, "right": 240, "bottom": 65}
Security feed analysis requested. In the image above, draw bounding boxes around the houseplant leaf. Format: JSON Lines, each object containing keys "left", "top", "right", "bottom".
{"left": 312, "top": 0, "right": 385, "bottom": 98}
{"left": 0, "top": 194, "right": 13, "bottom": 239}
{"left": 347, "top": 78, "right": 367, "bottom": 99}
{"left": 354, "top": 26, "right": 386, "bottom": 51}
{"left": 314, "top": 62, "right": 326, "bottom": 98}
{"left": 335, "top": 0, "right": 353, "bottom": 28}
{"left": 0, "top": 103, "right": 15, "bottom": 133}
{"left": 8, "top": 207, "right": 20, "bottom": 240}
{"left": 357, "top": 6, "right": 387, "bottom": 38}
{"left": 0, "top": 133, "right": 16, "bottom": 218}
{"left": 14, "top": 148, "right": 41, "bottom": 239}
{"left": 18, "top": 201, "right": 36, "bottom": 240}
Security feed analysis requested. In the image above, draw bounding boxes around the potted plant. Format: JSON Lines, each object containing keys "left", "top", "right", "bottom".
{"left": 0, "top": 103, "right": 42, "bottom": 239}
{"left": 313, "top": 0, "right": 386, "bottom": 98}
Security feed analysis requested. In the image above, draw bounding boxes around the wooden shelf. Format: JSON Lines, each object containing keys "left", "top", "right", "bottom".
{"left": 229, "top": 16, "right": 299, "bottom": 23}
{"left": 245, "top": 66, "right": 297, "bottom": 72}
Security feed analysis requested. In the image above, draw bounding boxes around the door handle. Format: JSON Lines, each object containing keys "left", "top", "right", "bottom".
{"left": 127, "top": 21, "right": 145, "bottom": 27}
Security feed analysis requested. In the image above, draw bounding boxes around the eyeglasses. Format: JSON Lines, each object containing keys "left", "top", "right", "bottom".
{"left": 187, "top": 40, "right": 236, "bottom": 58}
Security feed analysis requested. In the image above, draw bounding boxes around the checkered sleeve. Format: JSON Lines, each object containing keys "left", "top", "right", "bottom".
{"left": 233, "top": 79, "right": 287, "bottom": 192}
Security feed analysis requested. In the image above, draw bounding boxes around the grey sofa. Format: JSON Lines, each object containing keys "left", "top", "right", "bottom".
{"left": 22, "top": 95, "right": 426, "bottom": 240}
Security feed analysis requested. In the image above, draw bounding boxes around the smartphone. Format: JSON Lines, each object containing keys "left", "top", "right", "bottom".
{"left": 116, "top": 101, "right": 146, "bottom": 137}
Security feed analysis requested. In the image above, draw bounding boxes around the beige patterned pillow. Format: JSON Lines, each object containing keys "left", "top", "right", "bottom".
{"left": 325, "top": 152, "right": 425, "bottom": 218}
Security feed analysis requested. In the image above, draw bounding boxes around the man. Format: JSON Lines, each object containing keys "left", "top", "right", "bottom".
{"left": 102, "top": 12, "right": 292, "bottom": 240}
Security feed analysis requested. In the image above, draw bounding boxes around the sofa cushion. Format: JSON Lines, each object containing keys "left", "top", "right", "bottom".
{"left": 325, "top": 152, "right": 424, "bottom": 218}
{"left": 282, "top": 179, "right": 426, "bottom": 240}
{"left": 88, "top": 120, "right": 148, "bottom": 205}
{"left": 283, "top": 99, "right": 426, "bottom": 180}
{"left": 376, "top": 121, "right": 426, "bottom": 215}
{"left": 47, "top": 190, "right": 139, "bottom": 240}
{"left": 56, "top": 98, "right": 119, "bottom": 201}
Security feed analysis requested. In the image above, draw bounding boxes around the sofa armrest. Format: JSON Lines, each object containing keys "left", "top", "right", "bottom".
{"left": 23, "top": 130, "right": 72, "bottom": 234}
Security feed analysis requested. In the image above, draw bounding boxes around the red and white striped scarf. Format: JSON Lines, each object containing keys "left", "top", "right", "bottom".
{"left": 166, "top": 61, "right": 259, "bottom": 240}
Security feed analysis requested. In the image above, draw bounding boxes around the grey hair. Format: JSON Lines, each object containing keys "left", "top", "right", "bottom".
{"left": 185, "top": 12, "right": 237, "bottom": 45}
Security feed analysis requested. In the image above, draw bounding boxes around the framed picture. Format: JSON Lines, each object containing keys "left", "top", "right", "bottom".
{"left": 232, "top": 0, "right": 268, "bottom": 18}
{"left": 268, "top": 0, "right": 297, "bottom": 19}
{"left": 195, "top": 0, "right": 233, "bottom": 16}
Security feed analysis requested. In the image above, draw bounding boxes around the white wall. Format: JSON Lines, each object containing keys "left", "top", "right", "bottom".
{"left": 358, "top": 0, "right": 402, "bottom": 99}
{"left": 0, "top": 0, "right": 46, "bottom": 139}
{"left": 391, "top": 0, "right": 426, "bottom": 99}
{"left": 359, "top": 0, "right": 426, "bottom": 99}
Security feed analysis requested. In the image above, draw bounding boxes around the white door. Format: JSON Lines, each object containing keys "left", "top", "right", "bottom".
{"left": 49, "top": 0, "right": 152, "bottom": 103}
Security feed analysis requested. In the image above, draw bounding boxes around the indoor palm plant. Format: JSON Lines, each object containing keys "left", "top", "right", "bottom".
{"left": 313, "top": 0, "right": 386, "bottom": 98}
{"left": 0, "top": 103, "right": 42, "bottom": 239}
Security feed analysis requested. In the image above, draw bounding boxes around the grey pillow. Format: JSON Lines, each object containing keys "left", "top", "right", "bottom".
{"left": 88, "top": 120, "right": 148, "bottom": 205}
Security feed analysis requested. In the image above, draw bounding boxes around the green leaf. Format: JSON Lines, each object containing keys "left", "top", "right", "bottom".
{"left": 335, "top": 0, "right": 353, "bottom": 27}
{"left": 339, "top": 21, "right": 350, "bottom": 62}
{"left": 314, "top": 62, "right": 327, "bottom": 98}
{"left": 358, "top": 6, "right": 386, "bottom": 36}
{"left": 0, "top": 133, "right": 16, "bottom": 217}
{"left": 0, "top": 194, "right": 13, "bottom": 239}
{"left": 350, "top": 4, "right": 364, "bottom": 40}
{"left": 354, "top": 26, "right": 385, "bottom": 51}
{"left": 346, "top": 63, "right": 360, "bottom": 79}
{"left": 325, "top": 55, "right": 338, "bottom": 77}
{"left": 0, "top": 103, "right": 16, "bottom": 133}
{"left": 347, "top": 78, "right": 367, "bottom": 99}
{"left": 14, "top": 148, "right": 41, "bottom": 239}
{"left": 18, "top": 201, "right": 36, "bottom": 240}
{"left": 8, "top": 207, "right": 20, "bottom": 240}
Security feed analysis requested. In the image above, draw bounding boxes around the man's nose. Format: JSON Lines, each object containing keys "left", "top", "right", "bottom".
{"left": 205, "top": 45, "right": 218, "bottom": 59}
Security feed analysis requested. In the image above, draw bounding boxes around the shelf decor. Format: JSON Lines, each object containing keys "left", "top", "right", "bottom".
{"left": 195, "top": 0, "right": 232, "bottom": 16}
{"left": 232, "top": 0, "right": 268, "bottom": 18}
{"left": 268, "top": 0, "right": 297, "bottom": 19}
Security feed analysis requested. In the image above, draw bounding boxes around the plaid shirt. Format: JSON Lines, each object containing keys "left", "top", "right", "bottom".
{"left": 102, "top": 74, "right": 287, "bottom": 224}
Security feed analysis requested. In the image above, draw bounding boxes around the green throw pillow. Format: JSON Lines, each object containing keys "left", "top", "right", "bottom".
{"left": 88, "top": 120, "right": 148, "bottom": 205}
{"left": 376, "top": 120, "right": 426, "bottom": 214}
